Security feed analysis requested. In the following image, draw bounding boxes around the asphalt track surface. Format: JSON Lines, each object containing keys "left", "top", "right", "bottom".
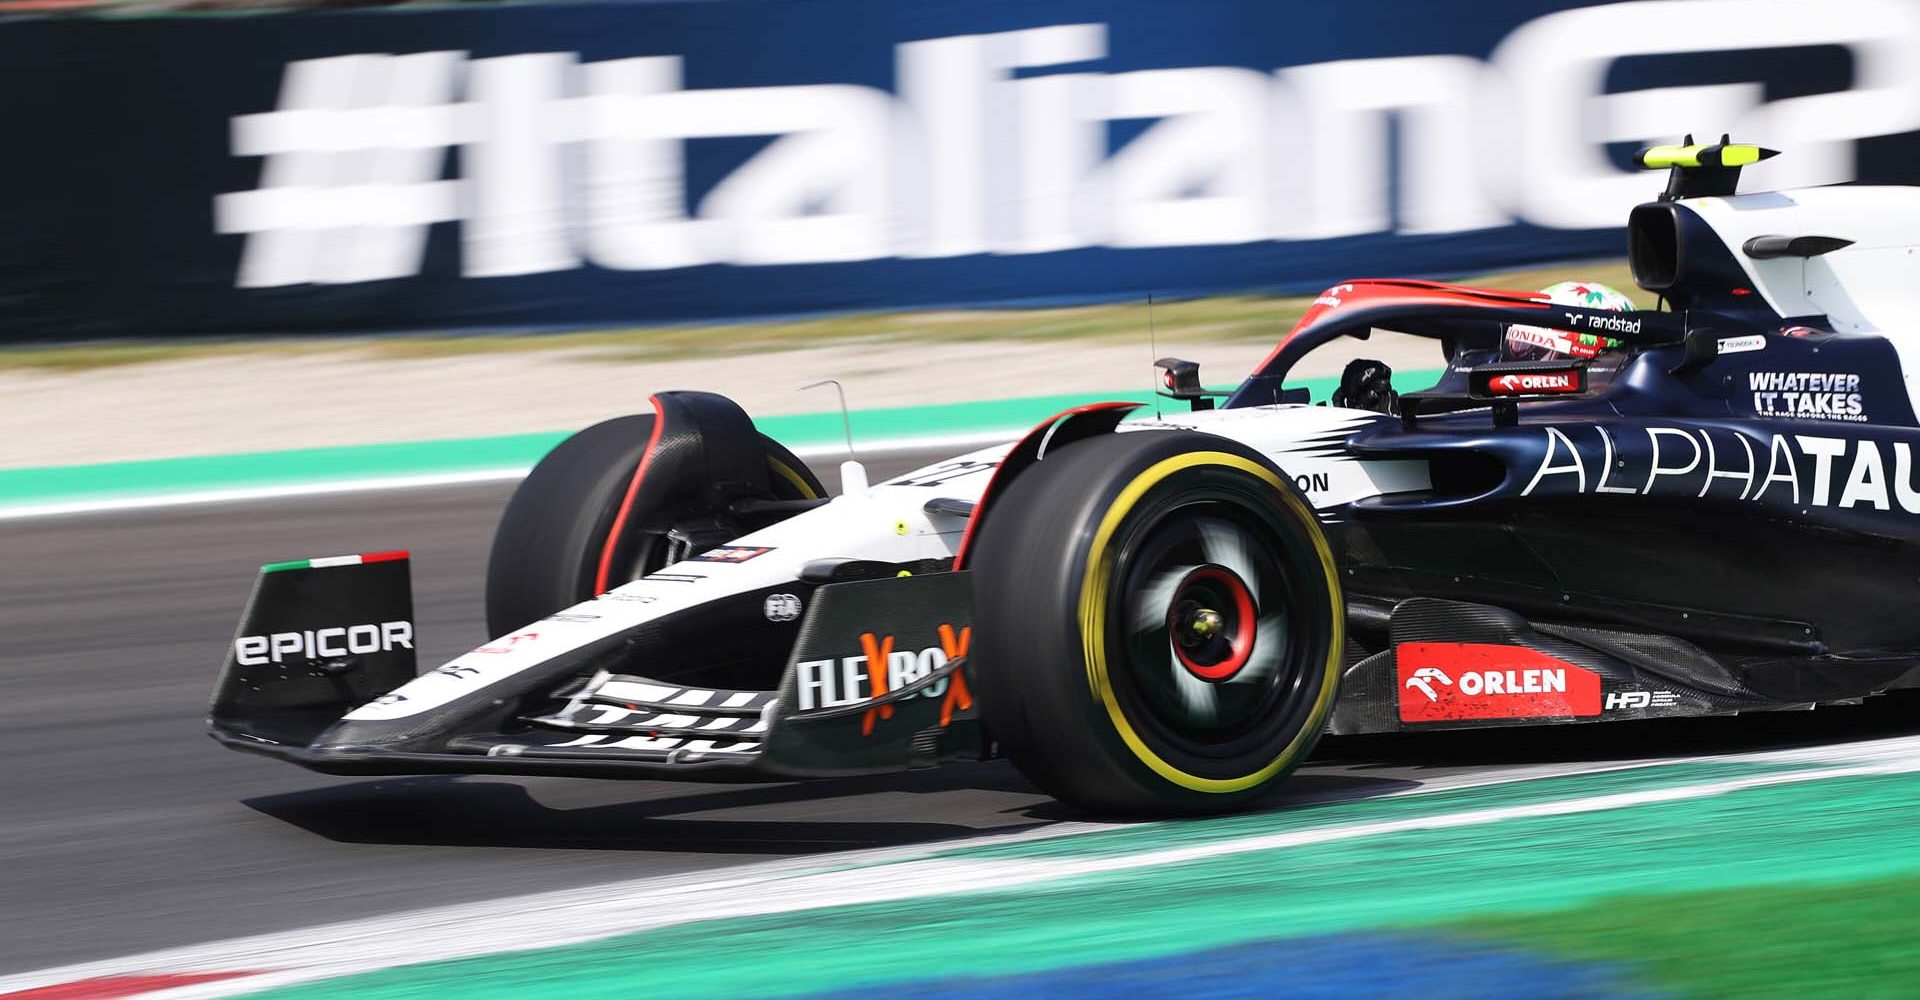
{"left": 7, "top": 448, "right": 1920, "bottom": 975}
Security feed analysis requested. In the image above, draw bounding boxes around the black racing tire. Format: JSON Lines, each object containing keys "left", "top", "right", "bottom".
{"left": 968, "top": 430, "right": 1343, "bottom": 816}
{"left": 484, "top": 414, "right": 820, "bottom": 638}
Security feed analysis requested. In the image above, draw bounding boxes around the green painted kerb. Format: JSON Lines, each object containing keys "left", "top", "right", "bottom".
{"left": 927, "top": 755, "right": 1849, "bottom": 863}
{"left": 237, "top": 769, "right": 1920, "bottom": 1000}
{"left": 0, "top": 372, "right": 1435, "bottom": 511}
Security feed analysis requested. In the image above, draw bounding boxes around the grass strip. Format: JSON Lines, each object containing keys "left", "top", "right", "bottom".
{"left": 1450, "top": 872, "right": 1920, "bottom": 998}
{"left": 0, "top": 262, "right": 1635, "bottom": 372}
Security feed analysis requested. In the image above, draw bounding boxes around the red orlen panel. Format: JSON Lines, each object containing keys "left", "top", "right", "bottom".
{"left": 1484, "top": 370, "right": 1582, "bottom": 395}
{"left": 1397, "top": 642, "right": 1602, "bottom": 723}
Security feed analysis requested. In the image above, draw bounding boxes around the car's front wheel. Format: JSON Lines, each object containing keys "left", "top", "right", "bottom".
{"left": 969, "top": 430, "right": 1343, "bottom": 815}
{"left": 484, "top": 400, "right": 822, "bottom": 638}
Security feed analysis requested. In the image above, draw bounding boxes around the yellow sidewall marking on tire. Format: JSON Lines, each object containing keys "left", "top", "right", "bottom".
{"left": 768, "top": 458, "right": 820, "bottom": 500}
{"left": 1077, "top": 451, "right": 1343, "bottom": 794}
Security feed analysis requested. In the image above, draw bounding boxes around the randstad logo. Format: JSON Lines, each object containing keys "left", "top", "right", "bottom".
{"left": 1587, "top": 314, "right": 1642, "bottom": 335}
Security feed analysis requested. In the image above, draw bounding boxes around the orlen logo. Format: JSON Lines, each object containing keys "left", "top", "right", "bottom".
{"left": 1310, "top": 283, "right": 1357, "bottom": 310}
{"left": 234, "top": 621, "right": 413, "bottom": 665}
{"left": 1404, "top": 667, "right": 1452, "bottom": 701}
{"left": 1397, "top": 642, "right": 1600, "bottom": 723}
{"left": 1489, "top": 371, "right": 1579, "bottom": 394}
{"left": 795, "top": 625, "right": 973, "bottom": 732}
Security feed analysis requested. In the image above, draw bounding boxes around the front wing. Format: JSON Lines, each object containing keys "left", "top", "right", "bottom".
{"left": 211, "top": 566, "right": 983, "bottom": 781}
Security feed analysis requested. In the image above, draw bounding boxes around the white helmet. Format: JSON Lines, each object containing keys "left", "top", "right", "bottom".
{"left": 1503, "top": 281, "right": 1636, "bottom": 362}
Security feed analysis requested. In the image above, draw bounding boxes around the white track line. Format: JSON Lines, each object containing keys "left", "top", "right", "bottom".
{"left": 0, "top": 467, "right": 535, "bottom": 522}
{"left": 8, "top": 732, "right": 1918, "bottom": 999}
{"left": 0, "top": 430, "right": 1017, "bottom": 522}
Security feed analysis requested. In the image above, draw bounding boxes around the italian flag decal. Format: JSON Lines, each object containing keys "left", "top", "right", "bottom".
{"left": 260, "top": 551, "right": 409, "bottom": 574}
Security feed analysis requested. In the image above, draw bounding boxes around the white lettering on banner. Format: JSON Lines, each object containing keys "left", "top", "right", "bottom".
{"left": 466, "top": 54, "right": 580, "bottom": 278}
{"left": 217, "top": 0, "right": 1920, "bottom": 286}
{"left": 216, "top": 52, "right": 465, "bottom": 287}
{"left": 688, "top": 84, "right": 895, "bottom": 265}
{"left": 1492, "top": 0, "right": 1920, "bottom": 228}
{"left": 1100, "top": 67, "right": 1271, "bottom": 247}
{"left": 582, "top": 57, "right": 708, "bottom": 271}
{"left": 896, "top": 25, "right": 1105, "bottom": 256}
{"left": 1282, "top": 55, "right": 1502, "bottom": 238}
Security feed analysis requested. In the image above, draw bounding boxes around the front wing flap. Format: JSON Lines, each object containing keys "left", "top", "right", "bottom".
{"left": 211, "top": 568, "right": 980, "bottom": 780}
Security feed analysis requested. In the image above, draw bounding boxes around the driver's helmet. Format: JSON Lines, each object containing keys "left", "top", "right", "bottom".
{"left": 1502, "top": 280, "right": 1636, "bottom": 362}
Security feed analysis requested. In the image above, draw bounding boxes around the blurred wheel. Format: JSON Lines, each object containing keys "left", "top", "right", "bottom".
{"left": 969, "top": 430, "right": 1342, "bottom": 815}
{"left": 485, "top": 412, "right": 820, "bottom": 638}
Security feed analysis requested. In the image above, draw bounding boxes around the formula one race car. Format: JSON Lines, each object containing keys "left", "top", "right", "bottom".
{"left": 211, "top": 141, "right": 1920, "bottom": 814}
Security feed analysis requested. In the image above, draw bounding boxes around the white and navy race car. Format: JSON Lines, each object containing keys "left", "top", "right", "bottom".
{"left": 212, "top": 142, "right": 1920, "bottom": 814}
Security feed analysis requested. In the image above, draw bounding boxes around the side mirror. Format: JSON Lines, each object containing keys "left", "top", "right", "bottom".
{"left": 1668, "top": 327, "right": 1722, "bottom": 377}
{"left": 1154, "top": 357, "right": 1229, "bottom": 411}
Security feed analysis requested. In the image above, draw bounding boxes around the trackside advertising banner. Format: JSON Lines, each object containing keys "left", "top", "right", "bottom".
{"left": 5, "top": 0, "right": 1920, "bottom": 338}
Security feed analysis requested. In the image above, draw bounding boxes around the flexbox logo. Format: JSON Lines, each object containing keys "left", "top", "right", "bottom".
{"left": 795, "top": 632, "right": 955, "bottom": 711}
{"left": 215, "top": 0, "right": 1920, "bottom": 287}
{"left": 234, "top": 621, "right": 414, "bottom": 665}
{"left": 794, "top": 624, "right": 973, "bottom": 732}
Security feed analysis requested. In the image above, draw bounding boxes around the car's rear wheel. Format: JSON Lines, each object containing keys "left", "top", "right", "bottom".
{"left": 969, "top": 430, "right": 1342, "bottom": 815}
{"left": 484, "top": 410, "right": 821, "bottom": 638}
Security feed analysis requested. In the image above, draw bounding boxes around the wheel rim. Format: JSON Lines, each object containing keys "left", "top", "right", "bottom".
{"left": 1167, "top": 564, "right": 1256, "bottom": 681}
{"left": 1110, "top": 492, "right": 1315, "bottom": 760}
